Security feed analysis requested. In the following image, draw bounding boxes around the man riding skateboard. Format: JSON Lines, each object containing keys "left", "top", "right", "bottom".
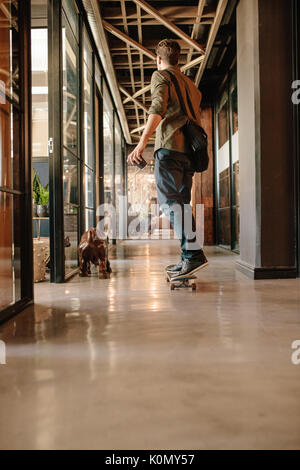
{"left": 127, "top": 39, "right": 208, "bottom": 280}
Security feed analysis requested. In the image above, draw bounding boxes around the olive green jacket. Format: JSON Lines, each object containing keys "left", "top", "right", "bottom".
{"left": 148, "top": 65, "right": 202, "bottom": 154}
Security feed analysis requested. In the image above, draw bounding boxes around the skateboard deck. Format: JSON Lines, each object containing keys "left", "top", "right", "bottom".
{"left": 165, "top": 262, "right": 209, "bottom": 291}
{"left": 166, "top": 271, "right": 197, "bottom": 291}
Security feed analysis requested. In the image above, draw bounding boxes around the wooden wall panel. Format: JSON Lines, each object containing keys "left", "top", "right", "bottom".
{"left": 192, "top": 106, "right": 215, "bottom": 245}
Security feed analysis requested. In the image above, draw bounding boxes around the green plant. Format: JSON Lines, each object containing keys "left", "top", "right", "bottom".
{"left": 32, "top": 170, "right": 49, "bottom": 205}
{"left": 39, "top": 184, "right": 49, "bottom": 205}
{"left": 33, "top": 170, "right": 41, "bottom": 204}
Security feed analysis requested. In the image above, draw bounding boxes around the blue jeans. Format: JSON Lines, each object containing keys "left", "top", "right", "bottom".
{"left": 154, "top": 148, "right": 204, "bottom": 261}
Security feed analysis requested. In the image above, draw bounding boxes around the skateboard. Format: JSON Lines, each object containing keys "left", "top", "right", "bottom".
{"left": 165, "top": 269, "right": 197, "bottom": 291}
{"left": 165, "top": 263, "right": 208, "bottom": 291}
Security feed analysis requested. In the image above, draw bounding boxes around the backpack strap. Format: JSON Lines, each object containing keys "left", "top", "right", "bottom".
{"left": 161, "top": 70, "right": 197, "bottom": 122}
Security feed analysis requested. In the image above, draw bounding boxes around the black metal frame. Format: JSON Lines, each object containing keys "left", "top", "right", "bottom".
{"left": 0, "top": 0, "right": 33, "bottom": 323}
{"left": 214, "top": 61, "right": 240, "bottom": 254}
{"left": 63, "top": 0, "right": 81, "bottom": 281}
{"left": 214, "top": 87, "right": 230, "bottom": 251}
{"left": 81, "top": 25, "right": 97, "bottom": 232}
{"left": 293, "top": 0, "right": 300, "bottom": 277}
{"left": 48, "top": 0, "right": 65, "bottom": 282}
{"left": 79, "top": 12, "right": 85, "bottom": 239}
{"left": 97, "top": 88, "right": 104, "bottom": 209}
{"left": 92, "top": 53, "right": 97, "bottom": 228}
{"left": 228, "top": 67, "right": 239, "bottom": 253}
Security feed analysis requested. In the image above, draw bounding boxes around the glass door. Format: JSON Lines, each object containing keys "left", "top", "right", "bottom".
{"left": 0, "top": 1, "right": 32, "bottom": 320}
{"left": 48, "top": 0, "right": 80, "bottom": 281}
{"left": 229, "top": 72, "right": 240, "bottom": 252}
{"left": 31, "top": 0, "right": 50, "bottom": 282}
{"left": 103, "top": 82, "right": 114, "bottom": 207}
{"left": 62, "top": 2, "right": 80, "bottom": 275}
{"left": 95, "top": 88, "right": 104, "bottom": 219}
{"left": 216, "top": 90, "right": 231, "bottom": 249}
{"left": 215, "top": 68, "right": 240, "bottom": 252}
{"left": 82, "top": 29, "right": 96, "bottom": 231}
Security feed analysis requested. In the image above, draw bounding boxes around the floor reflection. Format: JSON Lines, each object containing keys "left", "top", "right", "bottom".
{"left": 0, "top": 241, "right": 299, "bottom": 450}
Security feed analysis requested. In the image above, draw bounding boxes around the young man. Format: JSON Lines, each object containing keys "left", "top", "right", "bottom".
{"left": 127, "top": 39, "right": 208, "bottom": 279}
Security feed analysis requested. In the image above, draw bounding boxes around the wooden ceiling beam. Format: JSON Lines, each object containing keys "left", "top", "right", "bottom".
{"left": 136, "top": 3, "right": 147, "bottom": 125}
{"left": 102, "top": 5, "right": 216, "bottom": 20}
{"left": 130, "top": 124, "right": 146, "bottom": 134}
{"left": 132, "top": 0, "right": 205, "bottom": 54}
{"left": 88, "top": 0, "right": 131, "bottom": 143}
{"left": 119, "top": 85, "right": 149, "bottom": 113}
{"left": 109, "top": 18, "right": 214, "bottom": 27}
{"left": 195, "top": 0, "right": 228, "bottom": 86}
{"left": 103, "top": 20, "right": 156, "bottom": 61}
{"left": 109, "top": 38, "right": 201, "bottom": 51}
{"left": 120, "top": 0, "right": 141, "bottom": 132}
{"left": 186, "top": 0, "right": 206, "bottom": 66}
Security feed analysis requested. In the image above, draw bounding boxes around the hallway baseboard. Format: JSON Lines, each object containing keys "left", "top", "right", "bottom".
{"left": 236, "top": 260, "right": 297, "bottom": 280}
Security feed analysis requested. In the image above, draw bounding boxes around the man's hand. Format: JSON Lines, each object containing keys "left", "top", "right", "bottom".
{"left": 127, "top": 142, "right": 146, "bottom": 165}
{"left": 127, "top": 114, "right": 162, "bottom": 166}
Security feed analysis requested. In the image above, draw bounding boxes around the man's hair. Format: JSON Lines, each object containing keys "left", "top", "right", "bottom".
{"left": 155, "top": 39, "right": 181, "bottom": 66}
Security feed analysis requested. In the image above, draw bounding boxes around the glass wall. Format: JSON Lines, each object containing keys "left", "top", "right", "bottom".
{"left": 31, "top": 1, "right": 50, "bottom": 272}
{"left": 103, "top": 82, "right": 114, "bottom": 206}
{"left": 0, "top": 1, "right": 32, "bottom": 318}
{"left": 95, "top": 84, "right": 103, "bottom": 215}
{"left": 230, "top": 73, "right": 240, "bottom": 251}
{"left": 215, "top": 69, "right": 239, "bottom": 252}
{"left": 0, "top": 1, "right": 21, "bottom": 310}
{"left": 115, "top": 117, "right": 123, "bottom": 236}
{"left": 216, "top": 90, "right": 231, "bottom": 249}
{"left": 83, "top": 30, "right": 96, "bottom": 231}
{"left": 47, "top": 0, "right": 125, "bottom": 281}
{"left": 32, "top": 29, "right": 48, "bottom": 160}
{"left": 62, "top": 0, "right": 80, "bottom": 274}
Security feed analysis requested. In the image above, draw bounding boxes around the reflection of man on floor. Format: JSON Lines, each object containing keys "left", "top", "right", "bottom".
{"left": 128, "top": 39, "right": 208, "bottom": 279}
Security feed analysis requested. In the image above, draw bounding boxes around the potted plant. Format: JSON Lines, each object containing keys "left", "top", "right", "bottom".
{"left": 32, "top": 170, "right": 40, "bottom": 217}
{"left": 37, "top": 184, "right": 49, "bottom": 217}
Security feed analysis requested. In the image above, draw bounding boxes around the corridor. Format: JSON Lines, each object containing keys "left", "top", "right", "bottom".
{"left": 0, "top": 240, "right": 299, "bottom": 450}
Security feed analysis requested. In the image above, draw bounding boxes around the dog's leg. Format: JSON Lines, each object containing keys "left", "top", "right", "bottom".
{"left": 80, "top": 260, "right": 90, "bottom": 277}
{"left": 106, "top": 260, "right": 112, "bottom": 274}
{"left": 79, "top": 252, "right": 84, "bottom": 276}
{"left": 98, "top": 259, "right": 108, "bottom": 279}
{"left": 104, "top": 241, "right": 112, "bottom": 275}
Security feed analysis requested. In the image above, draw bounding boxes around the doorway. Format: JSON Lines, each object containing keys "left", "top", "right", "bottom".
{"left": 31, "top": 0, "right": 51, "bottom": 283}
{"left": 215, "top": 68, "right": 240, "bottom": 253}
{"left": 0, "top": 1, "right": 32, "bottom": 321}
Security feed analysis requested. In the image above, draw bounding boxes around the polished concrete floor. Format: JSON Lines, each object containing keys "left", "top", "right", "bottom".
{"left": 0, "top": 240, "right": 299, "bottom": 450}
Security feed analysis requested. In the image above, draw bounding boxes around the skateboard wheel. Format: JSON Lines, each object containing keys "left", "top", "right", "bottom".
{"left": 192, "top": 283, "right": 197, "bottom": 291}
{"left": 170, "top": 283, "right": 175, "bottom": 291}
{"left": 166, "top": 276, "right": 170, "bottom": 283}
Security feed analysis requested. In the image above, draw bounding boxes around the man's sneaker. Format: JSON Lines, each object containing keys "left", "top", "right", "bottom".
{"left": 165, "top": 261, "right": 184, "bottom": 273}
{"left": 170, "top": 258, "right": 208, "bottom": 281}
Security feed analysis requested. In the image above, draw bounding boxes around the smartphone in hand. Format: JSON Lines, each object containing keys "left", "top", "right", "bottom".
{"left": 134, "top": 156, "right": 147, "bottom": 170}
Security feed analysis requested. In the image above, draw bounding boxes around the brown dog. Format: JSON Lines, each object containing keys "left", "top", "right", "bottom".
{"left": 78, "top": 228, "right": 111, "bottom": 279}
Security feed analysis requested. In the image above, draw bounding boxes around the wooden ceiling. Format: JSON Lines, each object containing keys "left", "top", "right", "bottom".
{"left": 96, "top": 0, "right": 228, "bottom": 143}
